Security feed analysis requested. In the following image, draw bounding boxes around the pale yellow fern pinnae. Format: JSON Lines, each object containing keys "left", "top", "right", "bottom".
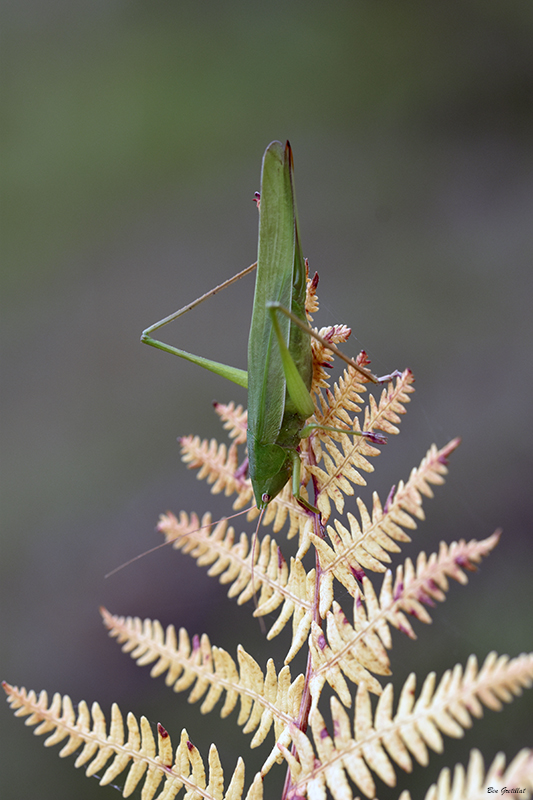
{"left": 389, "top": 437, "right": 462, "bottom": 522}
{"left": 156, "top": 511, "right": 314, "bottom": 658}
{"left": 310, "top": 369, "right": 415, "bottom": 519}
{"left": 408, "top": 748, "right": 533, "bottom": 800}
{"left": 180, "top": 436, "right": 253, "bottom": 510}
{"left": 2, "top": 681, "right": 264, "bottom": 800}
{"left": 309, "top": 323, "right": 353, "bottom": 392}
{"left": 304, "top": 266, "right": 319, "bottom": 317}
{"left": 282, "top": 653, "right": 533, "bottom": 800}
{"left": 213, "top": 401, "right": 248, "bottom": 445}
{"left": 307, "top": 532, "right": 502, "bottom": 707}
{"left": 312, "top": 363, "right": 366, "bottom": 433}
{"left": 310, "top": 438, "right": 462, "bottom": 608}
{"left": 100, "top": 608, "right": 304, "bottom": 756}
{"left": 363, "top": 370, "right": 415, "bottom": 435}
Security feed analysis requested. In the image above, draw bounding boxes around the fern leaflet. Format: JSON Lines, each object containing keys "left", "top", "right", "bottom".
{"left": 2, "top": 681, "right": 264, "bottom": 800}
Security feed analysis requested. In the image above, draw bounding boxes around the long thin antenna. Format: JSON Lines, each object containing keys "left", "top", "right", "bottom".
{"left": 251, "top": 506, "right": 267, "bottom": 634}
{"left": 105, "top": 505, "right": 255, "bottom": 578}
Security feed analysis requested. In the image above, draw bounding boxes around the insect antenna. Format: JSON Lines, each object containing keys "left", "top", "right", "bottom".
{"left": 250, "top": 503, "right": 267, "bottom": 634}
{"left": 104, "top": 505, "right": 255, "bottom": 578}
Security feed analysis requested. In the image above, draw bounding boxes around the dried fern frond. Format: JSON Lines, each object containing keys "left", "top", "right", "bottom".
{"left": 156, "top": 511, "right": 314, "bottom": 658}
{"left": 282, "top": 651, "right": 533, "bottom": 800}
{"left": 308, "top": 531, "right": 502, "bottom": 706}
{"left": 310, "top": 369, "right": 415, "bottom": 518}
{"left": 100, "top": 609, "right": 304, "bottom": 750}
{"left": 311, "top": 438, "right": 461, "bottom": 604}
{"left": 407, "top": 747, "right": 533, "bottom": 800}
{"left": 2, "top": 681, "right": 264, "bottom": 800}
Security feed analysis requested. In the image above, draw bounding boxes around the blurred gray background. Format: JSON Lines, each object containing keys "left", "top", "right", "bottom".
{"left": 1, "top": 1, "right": 532, "bottom": 798}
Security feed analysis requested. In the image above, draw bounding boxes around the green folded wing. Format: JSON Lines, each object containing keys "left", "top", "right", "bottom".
{"left": 247, "top": 140, "right": 296, "bottom": 444}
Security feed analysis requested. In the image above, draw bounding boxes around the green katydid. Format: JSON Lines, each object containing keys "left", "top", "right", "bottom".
{"left": 141, "top": 140, "right": 384, "bottom": 515}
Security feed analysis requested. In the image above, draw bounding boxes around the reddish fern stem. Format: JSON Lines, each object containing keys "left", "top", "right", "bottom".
{"left": 281, "top": 441, "right": 324, "bottom": 800}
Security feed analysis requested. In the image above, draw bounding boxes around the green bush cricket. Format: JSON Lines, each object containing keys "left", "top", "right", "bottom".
{"left": 141, "top": 140, "right": 383, "bottom": 516}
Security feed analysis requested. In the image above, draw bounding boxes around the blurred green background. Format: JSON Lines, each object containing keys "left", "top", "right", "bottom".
{"left": 2, "top": 1, "right": 533, "bottom": 798}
